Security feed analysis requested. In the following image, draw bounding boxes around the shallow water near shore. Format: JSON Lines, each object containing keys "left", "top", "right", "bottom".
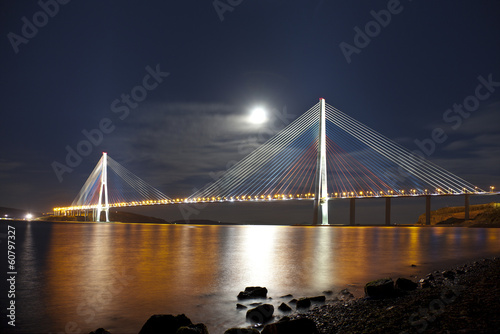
{"left": 2, "top": 221, "right": 500, "bottom": 333}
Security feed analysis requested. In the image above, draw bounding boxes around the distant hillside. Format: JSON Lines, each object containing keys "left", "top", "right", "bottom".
{"left": 45, "top": 210, "right": 169, "bottom": 224}
{"left": 0, "top": 207, "right": 43, "bottom": 219}
{"left": 417, "top": 202, "right": 500, "bottom": 227}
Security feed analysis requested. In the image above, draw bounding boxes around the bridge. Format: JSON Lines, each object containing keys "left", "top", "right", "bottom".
{"left": 53, "top": 99, "right": 495, "bottom": 224}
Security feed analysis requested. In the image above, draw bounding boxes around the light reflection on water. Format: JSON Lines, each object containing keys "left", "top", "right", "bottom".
{"left": 2, "top": 222, "right": 500, "bottom": 333}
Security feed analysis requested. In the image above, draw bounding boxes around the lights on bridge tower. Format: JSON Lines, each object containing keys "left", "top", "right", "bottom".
{"left": 95, "top": 152, "right": 110, "bottom": 222}
{"left": 313, "top": 98, "right": 329, "bottom": 225}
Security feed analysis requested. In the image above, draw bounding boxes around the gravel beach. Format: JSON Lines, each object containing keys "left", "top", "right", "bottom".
{"left": 289, "top": 257, "right": 500, "bottom": 334}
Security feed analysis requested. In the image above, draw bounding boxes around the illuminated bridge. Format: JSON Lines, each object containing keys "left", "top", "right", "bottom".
{"left": 53, "top": 99, "right": 495, "bottom": 224}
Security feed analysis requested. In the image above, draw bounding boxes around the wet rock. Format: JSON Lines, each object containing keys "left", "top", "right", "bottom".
{"left": 278, "top": 302, "right": 292, "bottom": 312}
{"left": 280, "top": 294, "right": 293, "bottom": 298}
{"left": 289, "top": 298, "right": 297, "bottom": 304}
{"left": 364, "top": 278, "right": 395, "bottom": 298}
{"left": 395, "top": 277, "right": 418, "bottom": 291}
{"left": 236, "top": 303, "right": 247, "bottom": 309}
{"left": 238, "top": 286, "right": 268, "bottom": 299}
{"left": 419, "top": 278, "right": 432, "bottom": 288}
{"left": 309, "top": 295, "right": 326, "bottom": 303}
{"left": 443, "top": 270, "right": 456, "bottom": 280}
{"left": 261, "top": 318, "right": 319, "bottom": 334}
{"left": 224, "top": 329, "right": 259, "bottom": 334}
{"left": 89, "top": 329, "right": 111, "bottom": 334}
{"left": 296, "top": 297, "right": 311, "bottom": 308}
{"left": 246, "top": 304, "right": 274, "bottom": 324}
{"left": 176, "top": 323, "right": 209, "bottom": 334}
{"left": 339, "top": 289, "right": 354, "bottom": 300}
{"left": 411, "top": 264, "right": 417, "bottom": 267}
{"left": 322, "top": 290, "right": 333, "bottom": 295}
{"left": 426, "top": 273, "right": 435, "bottom": 280}
{"left": 139, "top": 314, "right": 192, "bottom": 334}
{"left": 249, "top": 302, "right": 262, "bottom": 306}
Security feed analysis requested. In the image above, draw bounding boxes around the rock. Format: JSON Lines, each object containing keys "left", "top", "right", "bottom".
{"left": 278, "top": 302, "right": 292, "bottom": 312}
{"left": 322, "top": 290, "right": 333, "bottom": 295}
{"left": 443, "top": 270, "right": 456, "bottom": 280}
{"left": 139, "top": 314, "right": 192, "bottom": 334}
{"left": 456, "top": 269, "right": 466, "bottom": 275}
{"left": 296, "top": 297, "right": 311, "bottom": 308}
{"left": 236, "top": 303, "right": 247, "bottom": 309}
{"left": 419, "top": 278, "right": 432, "bottom": 288}
{"left": 246, "top": 304, "right": 274, "bottom": 324}
{"left": 238, "top": 286, "right": 268, "bottom": 299}
{"left": 411, "top": 264, "right": 417, "bottom": 267}
{"left": 249, "top": 302, "right": 262, "bottom": 306}
{"left": 89, "top": 329, "right": 111, "bottom": 334}
{"left": 176, "top": 323, "right": 209, "bottom": 334}
{"left": 309, "top": 295, "right": 326, "bottom": 303}
{"left": 261, "top": 318, "right": 319, "bottom": 334}
{"left": 339, "top": 289, "right": 354, "bottom": 300}
{"left": 426, "top": 273, "right": 435, "bottom": 281}
{"left": 224, "top": 329, "right": 259, "bottom": 334}
{"left": 289, "top": 298, "right": 297, "bottom": 304}
{"left": 280, "top": 294, "right": 293, "bottom": 298}
{"left": 395, "top": 277, "right": 418, "bottom": 291}
{"left": 364, "top": 278, "right": 395, "bottom": 299}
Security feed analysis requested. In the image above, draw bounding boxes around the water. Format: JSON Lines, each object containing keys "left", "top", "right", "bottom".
{"left": 1, "top": 221, "right": 500, "bottom": 334}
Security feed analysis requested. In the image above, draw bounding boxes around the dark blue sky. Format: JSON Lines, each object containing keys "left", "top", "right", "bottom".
{"left": 1, "top": 1, "right": 499, "bottom": 223}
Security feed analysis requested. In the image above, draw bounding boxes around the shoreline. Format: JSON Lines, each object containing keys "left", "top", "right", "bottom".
{"left": 81, "top": 256, "right": 500, "bottom": 334}
{"left": 288, "top": 256, "right": 500, "bottom": 334}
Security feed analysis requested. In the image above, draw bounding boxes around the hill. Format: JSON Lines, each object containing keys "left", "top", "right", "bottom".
{"left": 44, "top": 210, "right": 169, "bottom": 224}
{"left": 416, "top": 202, "right": 500, "bottom": 227}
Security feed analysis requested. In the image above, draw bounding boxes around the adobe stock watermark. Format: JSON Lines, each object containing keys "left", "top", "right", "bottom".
{"left": 400, "top": 285, "right": 463, "bottom": 333}
{"left": 7, "top": 0, "right": 71, "bottom": 54}
{"left": 213, "top": 0, "right": 244, "bottom": 22}
{"left": 51, "top": 64, "right": 170, "bottom": 183}
{"left": 393, "top": 73, "right": 499, "bottom": 183}
{"left": 339, "top": 0, "right": 410, "bottom": 64}
{"left": 178, "top": 105, "right": 296, "bottom": 222}
{"left": 49, "top": 268, "right": 134, "bottom": 334}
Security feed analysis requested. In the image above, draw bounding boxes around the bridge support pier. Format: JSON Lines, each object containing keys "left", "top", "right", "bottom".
{"left": 464, "top": 194, "right": 470, "bottom": 220}
{"left": 385, "top": 197, "right": 391, "bottom": 226}
{"left": 350, "top": 198, "right": 355, "bottom": 225}
{"left": 425, "top": 195, "right": 431, "bottom": 225}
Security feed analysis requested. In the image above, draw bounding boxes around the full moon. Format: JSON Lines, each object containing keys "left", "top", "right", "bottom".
{"left": 249, "top": 107, "right": 268, "bottom": 124}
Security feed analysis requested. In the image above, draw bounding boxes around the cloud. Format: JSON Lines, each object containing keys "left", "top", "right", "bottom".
{"left": 103, "top": 101, "right": 294, "bottom": 196}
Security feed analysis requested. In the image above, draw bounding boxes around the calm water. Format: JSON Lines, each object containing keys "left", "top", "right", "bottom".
{"left": 1, "top": 221, "right": 500, "bottom": 333}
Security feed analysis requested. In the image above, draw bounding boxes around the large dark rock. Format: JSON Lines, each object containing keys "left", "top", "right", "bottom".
{"left": 261, "top": 318, "right": 319, "bottom": 334}
{"left": 236, "top": 303, "right": 247, "bottom": 309}
{"left": 89, "top": 329, "right": 111, "bottom": 334}
{"left": 246, "top": 304, "right": 274, "bottom": 324}
{"left": 224, "top": 329, "right": 259, "bottom": 334}
{"left": 238, "top": 286, "right": 268, "bottom": 299}
{"left": 296, "top": 297, "right": 311, "bottom": 308}
{"left": 278, "top": 302, "right": 292, "bottom": 312}
{"left": 395, "top": 278, "right": 418, "bottom": 291}
{"left": 364, "top": 278, "right": 395, "bottom": 298}
{"left": 139, "top": 314, "right": 192, "bottom": 334}
{"left": 176, "top": 323, "right": 209, "bottom": 334}
{"left": 309, "top": 295, "right": 326, "bottom": 303}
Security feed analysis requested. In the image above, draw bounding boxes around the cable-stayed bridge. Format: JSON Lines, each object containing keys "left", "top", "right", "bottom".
{"left": 53, "top": 99, "right": 494, "bottom": 224}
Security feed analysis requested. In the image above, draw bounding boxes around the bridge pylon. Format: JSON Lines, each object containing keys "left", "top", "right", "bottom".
{"left": 313, "top": 98, "right": 329, "bottom": 225}
{"left": 95, "top": 152, "right": 110, "bottom": 222}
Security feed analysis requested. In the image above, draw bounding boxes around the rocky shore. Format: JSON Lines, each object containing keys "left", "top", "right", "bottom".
{"left": 89, "top": 257, "right": 500, "bottom": 334}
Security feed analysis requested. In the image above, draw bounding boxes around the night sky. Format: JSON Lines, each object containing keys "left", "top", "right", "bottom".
{"left": 1, "top": 1, "right": 499, "bottom": 224}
